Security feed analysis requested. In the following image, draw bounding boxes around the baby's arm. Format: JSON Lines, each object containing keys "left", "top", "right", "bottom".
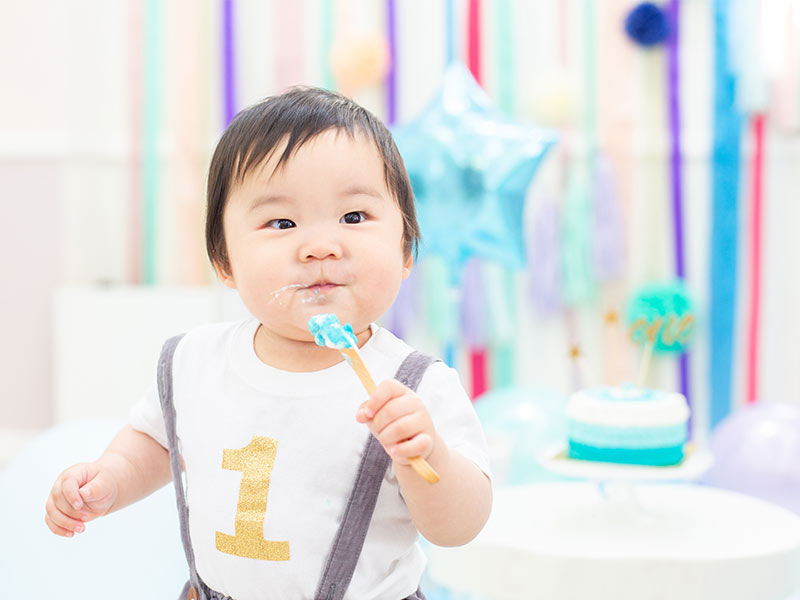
{"left": 356, "top": 380, "right": 492, "bottom": 547}
{"left": 44, "top": 425, "right": 172, "bottom": 537}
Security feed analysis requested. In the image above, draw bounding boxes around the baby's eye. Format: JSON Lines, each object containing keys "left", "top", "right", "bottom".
{"left": 341, "top": 211, "right": 366, "bottom": 225}
{"left": 265, "top": 218, "right": 296, "bottom": 230}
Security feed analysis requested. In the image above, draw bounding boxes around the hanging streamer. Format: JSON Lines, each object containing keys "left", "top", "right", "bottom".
{"left": 467, "top": 0, "right": 481, "bottom": 84}
{"left": 745, "top": 113, "right": 765, "bottom": 405}
{"left": 465, "top": 0, "right": 487, "bottom": 396}
{"left": 445, "top": 0, "right": 456, "bottom": 65}
{"left": 320, "top": 0, "right": 335, "bottom": 89}
{"left": 727, "top": 0, "right": 767, "bottom": 115}
{"left": 128, "top": 0, "right": 143, "bottom": 284}
{"left": 583, "top": 0, "right": 597, "bottom": 160}
{"left": 485, "top": 263, "right": 516, "bottom": 386}
{"left": 584, "top": 0, "right": 623, "bottom": 387}
{"left": 382, "top": 0, "right": 414, "bottom": 339}
{"left": 592, "top": 156, "right": 627, "bottom": 386}
{"left": 495, "top": 0, "right": 513, "bottom": 115}
{"left": 387, "top": 269, "right": 418, "bottom": 340}
{"left": 592, "top": 156, "right": 625, "bottom": 282}
{"left": 142, "top": 0, "right": 163, "bottom": 285}
{"left": 666, "top": 0, "right": 691, "bottom": 419}
{"left": 462, "top": 259, "right": 488, "bottom": 398}
{"left": 667, "top": 0, "right": 686, "bottom": 281}
{"left": 381, "top": 0, "right": 403, "bottom": 336}
{"left": 274, "top": 0, "right": 305, "bottom": 92}
{"left": 422, "top": 257, "right": 458, "bottom": 367}
{"left": 173, "top": 0, "right": 210, "bottom": 285}
{"left": 710, "top": 0, "right": 743, "bottom": 428}
{"left": 386, "top": 0, "right": 398, "bottom": 125}
{"left": 461, "top": 259, "right": 488, "bottom": 348}
{"left": 491, "top": 0, "right": 516, "bottom": 388}
{"left": 529, "top": 196, "right": 563, "bottom": 315}
{"left": 222, "top": 0, "right": 237, "bottom": 126}
{"left": 562, "top": 171, "right": 595, "bottom": 306}
{"left": 773, "top": 7, "right": 799, "bottom": 131}
{"left": 556, "top": 0, "right": 590, "bottom": 395}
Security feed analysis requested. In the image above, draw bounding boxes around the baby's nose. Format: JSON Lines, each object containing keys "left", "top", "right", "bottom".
{"left": 299, "top": 230, "right": 343, "bottom": 261}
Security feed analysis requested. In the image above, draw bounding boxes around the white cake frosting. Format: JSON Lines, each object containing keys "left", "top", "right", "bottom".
{"left": 566, "top": 386, "right": 689, "bottom": 428}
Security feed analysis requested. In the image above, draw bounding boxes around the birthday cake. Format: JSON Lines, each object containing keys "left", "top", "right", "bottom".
{"left": 566, "top": 385, "right": 690, "bottom": 466}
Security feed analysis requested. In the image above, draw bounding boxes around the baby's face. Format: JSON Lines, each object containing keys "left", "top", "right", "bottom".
{"left": 218, "top": 129, "right": 411, "bottom": 356}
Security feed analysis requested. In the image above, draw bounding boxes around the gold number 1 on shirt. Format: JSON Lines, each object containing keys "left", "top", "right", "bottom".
{"left": 215, "top": 436, "right": 290, "bottom": 561}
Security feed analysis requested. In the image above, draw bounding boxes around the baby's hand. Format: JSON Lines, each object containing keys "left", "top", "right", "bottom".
{"left": 356, "top": 379, "right": 436, "bottom": 465}
{"left": 45, "top": 462, "right": 118, "bottom": 537}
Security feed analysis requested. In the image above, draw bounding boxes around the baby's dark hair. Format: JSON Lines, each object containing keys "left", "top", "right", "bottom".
{"left": 206, "top": 87, "right": 420, "bottom": 274}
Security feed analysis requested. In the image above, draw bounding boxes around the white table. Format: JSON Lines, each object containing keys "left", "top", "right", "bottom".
{"left": 427, "top": 482, "right": 800, "bottom": 600}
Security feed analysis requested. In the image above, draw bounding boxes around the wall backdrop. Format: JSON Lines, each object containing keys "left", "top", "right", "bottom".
{"left": 1, "top": 0, "right": 799, "bottom": 456}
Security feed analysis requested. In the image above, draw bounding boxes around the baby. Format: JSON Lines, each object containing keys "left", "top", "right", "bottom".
{"left": 45, "top": 88, "right": 492, "bottom": 600}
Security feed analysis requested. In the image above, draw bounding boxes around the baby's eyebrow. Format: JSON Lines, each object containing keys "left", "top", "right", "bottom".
{"left": 248, "top": 194, "right": 293, "bottom": 211}
{"left": 339, "top": 186, "right": 385, "bottom": 200}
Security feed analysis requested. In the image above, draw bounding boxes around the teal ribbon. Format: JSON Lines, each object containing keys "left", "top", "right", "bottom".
{"left": 490, "top": 0, "right": 515, "bottom": 387}
{"left": 562, "top": 169, "right": 595, "bottom": 305}
{"left": 320, "top": 0, "right": 334, "bottom": 89}
{"left": 142, "top": 0, "right": 162, "bottom": 285}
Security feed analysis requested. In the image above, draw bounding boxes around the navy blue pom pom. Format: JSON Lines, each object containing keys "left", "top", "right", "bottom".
{"left": 624, "top": 2, "right": 670, "bottom": 47}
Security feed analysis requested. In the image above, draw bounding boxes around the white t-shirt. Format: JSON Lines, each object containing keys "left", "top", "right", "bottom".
{"left": 129, "top": 318, "right": 490, "bottom": 600}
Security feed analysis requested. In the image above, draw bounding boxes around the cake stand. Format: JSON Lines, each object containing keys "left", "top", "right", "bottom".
{"left": 537, "top": 443, "right": 715, "bottom": 482}
{"left": 536, "top": 444, "right": 715, "bottom": 508}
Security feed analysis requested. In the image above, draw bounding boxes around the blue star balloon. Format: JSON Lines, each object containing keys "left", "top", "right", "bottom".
{"left": 393, "top": 63, "right": 557, "bottom": 281}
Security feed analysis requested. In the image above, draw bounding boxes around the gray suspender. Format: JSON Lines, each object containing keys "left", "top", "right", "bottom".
{"left": 157, "top": 335, "right": 202, "bottom": 596}
{"left": 156, "top": 334, "right": 436, "bottom": 600}
{"left": 313, "top": 351, "right": 436, "bottom": 600}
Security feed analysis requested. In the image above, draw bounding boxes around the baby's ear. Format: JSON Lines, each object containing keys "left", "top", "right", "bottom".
{"left": 213, "top": 261, "right": 237, "bottom": 289}
{"left": 402, "top": 254, "right": 413, "bottom": 279}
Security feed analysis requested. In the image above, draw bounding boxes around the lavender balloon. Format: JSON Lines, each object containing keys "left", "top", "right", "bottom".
{"left": 702, "top": 403, "right": 800, "bottom": 515}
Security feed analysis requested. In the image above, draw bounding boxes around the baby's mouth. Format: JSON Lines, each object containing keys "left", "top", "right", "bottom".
{"left": 302, "top": 280, "right": 342, "bottom": 293}
{"left": 297, "top": 281, "right": 343, "bottom": 304}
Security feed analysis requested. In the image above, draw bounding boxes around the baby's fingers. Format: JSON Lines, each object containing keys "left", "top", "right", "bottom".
{"left": 62, "top": 477, "right": 83, "bottom": 511}
{"left": 357, "top": 379, "right": 409, "bottom": 422}
{"left": 389, "top": 433, "right": 434, "bottom": 465}
{"left": 45, "top": 497, "right": 85, "bottom": 537}
{"left": 45, "top": 513, "right": 75, "bottom": 537}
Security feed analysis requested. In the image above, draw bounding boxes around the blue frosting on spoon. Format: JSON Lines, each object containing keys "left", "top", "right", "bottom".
{"left": 308, "top": 313, "right": 358, "bottom": 349}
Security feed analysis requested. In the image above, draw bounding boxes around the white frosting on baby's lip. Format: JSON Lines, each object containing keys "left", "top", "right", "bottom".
{"left": 567, "top": 388, "right": 690, "bottom": 427}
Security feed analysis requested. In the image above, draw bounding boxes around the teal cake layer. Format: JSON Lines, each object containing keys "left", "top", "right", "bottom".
{"left": 567, "top": 441, "right": 684, "bottom": 466}
{"left": 566, "top": 421, "right": 687, "bottom": 449}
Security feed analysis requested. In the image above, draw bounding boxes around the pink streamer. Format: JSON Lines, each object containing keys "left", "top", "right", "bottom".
{"left": 274, "top": 0, "right": 305, "bottom": 91}
{"left": 745, "top": 114, "right": 766, "bottom": 405}
{"left": 127, "top": 0, "right": 143, "bottom": 284}
{"left": 173, "top": 0, "right": 209, "bottom": 284}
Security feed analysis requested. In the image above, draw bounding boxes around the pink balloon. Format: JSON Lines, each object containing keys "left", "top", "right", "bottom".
{"left": 702, "top": 403, "right": 800, "bottom": 515}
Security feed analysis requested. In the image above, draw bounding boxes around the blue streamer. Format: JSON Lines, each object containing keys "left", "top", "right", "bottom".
{"left": 710, "top": 0, "right": 742, "bottom": 428}
{"left": 445, "top": 0, "right": 456, "bottom": 65}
